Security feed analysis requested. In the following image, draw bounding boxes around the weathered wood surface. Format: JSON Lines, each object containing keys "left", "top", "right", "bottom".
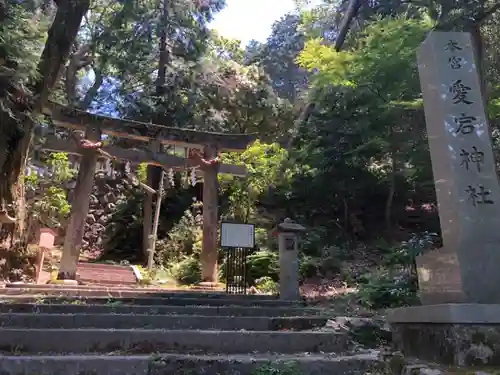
{"left": 40, "top": 136, "right": 247, "bottom": 176}
{"left": 201, "top": 145, "right": 220, "bottom": 283}
{"left": 143, "top": 141, "right": 161, "bottom": 261}
{"left": 58, "top": 125, "right": 101, "bottom": 280}
{"left": 43, "top": 101, "right": 257, "bottom": 151}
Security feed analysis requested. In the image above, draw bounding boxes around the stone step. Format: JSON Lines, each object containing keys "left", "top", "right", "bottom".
{"left": 0, "top": 295, "right": 302, "bottom": 307}
{"left": 0, "top": 313, "right": 328, "bottom": 331}
{"left": 0, "top": 328, "right": 348, "bottom": 354}
{"left": 1, "top": 286, "right": 279, "bottom": 300}
{"left": 0, "top": 303, "right": 324, "bottom": 317}
{"left": 76, "top": 262, "right": 137, "bottom": 285}
{"left": 0, "top": 352, "right": 380, "bottom": 375}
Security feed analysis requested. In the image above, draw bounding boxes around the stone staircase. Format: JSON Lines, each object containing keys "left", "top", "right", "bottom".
{"left": 0, "top": 286, "right": 380, "bottom": 375}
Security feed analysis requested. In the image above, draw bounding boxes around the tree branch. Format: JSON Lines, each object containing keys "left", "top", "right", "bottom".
{"left": 65, "top": 44, "right": 93, "bottom": 105}
{"left": 474, "top": 3, "right": 500, "bottom": 24}
{"left": 33, "top": 0, "right": 91, "bottom": 109}
{"left": 334, "top": 0, "right": 364, "bottom": 52}
{"left": 78, "top": 66, "right": 103, "bottom": 110}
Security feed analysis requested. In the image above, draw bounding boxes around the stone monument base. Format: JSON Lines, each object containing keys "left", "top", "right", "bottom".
{"left": 415, "top": 250, "right": 466, "bottom": 304}
{"left": 388, "top": 304, "right": 500, "bottom": 366}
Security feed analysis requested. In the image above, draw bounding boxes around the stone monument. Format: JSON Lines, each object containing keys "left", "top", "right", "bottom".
{"left": 388, "top": 31, "right": 500, "bottom": 366}
{"left": 277, "top": 218, "right": 306, "bottom": 301}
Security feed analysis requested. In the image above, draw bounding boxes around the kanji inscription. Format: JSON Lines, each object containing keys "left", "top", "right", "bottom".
{"left": 443, "top": 38, "right": 495, "bottom": 207}
{"left": 460, "top": 146, "right": 484, "bottom": 172}
{"left": 449, "top": 80, "right": 473, "bottom": 105}
{"left": 465, "top": 185, "right": 494, "bottom": 206}
{"left": 444, "top": 40, "right": 462, "bottom": 52}
{"left": 454, "top": 113, "right": 477, "bottom": 135}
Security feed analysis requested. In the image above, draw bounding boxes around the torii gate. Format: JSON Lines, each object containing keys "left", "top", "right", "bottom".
{"left": 41, "top": 101, "right": 256, "bottom": 283}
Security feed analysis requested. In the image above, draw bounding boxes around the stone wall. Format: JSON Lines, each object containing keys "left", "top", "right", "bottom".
{"left": 77, "top": 171, "right": 135, "bottom": 254}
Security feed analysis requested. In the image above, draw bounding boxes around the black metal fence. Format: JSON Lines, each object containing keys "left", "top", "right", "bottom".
{"left": 224, "top": 247, "right": 250, "bottom": 294}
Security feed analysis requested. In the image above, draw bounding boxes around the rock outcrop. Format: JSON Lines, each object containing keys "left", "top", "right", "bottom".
{"left": 80, "top": 171, "right": 135, "bottom": 253}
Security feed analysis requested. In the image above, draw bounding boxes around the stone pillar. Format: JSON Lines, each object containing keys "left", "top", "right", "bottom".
{"left": 388, "top": 31, "right": 500, "bottom": 367}
{"left": 277, "top": 218, "right": 305, "bottom": 301}
{"left": 415, "top": 31, "right": 500, "bottom": 305}
{"left": 58, "top": 125, "right": 101, "bottom": 280}
{"left": 201, "top": 144, "right": 220, "bottom": 283}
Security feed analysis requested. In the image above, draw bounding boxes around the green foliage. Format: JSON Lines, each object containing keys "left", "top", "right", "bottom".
{"left": 246, "top": 14, "right": 309, "bottom": 102}
{"left": 25, "top": 153, "right": 74, "bottom": 229}
{"left": 101, "top": 189, "right": 144, "bottom": 261}
{"left": 169, "top": 255, "right": 201, "bottom": 285}
{"left": 298, "top": 245, "right": 347, "bottom": 280}
{"left": 144, "top": 202, "right": 205, "bottom": 285}
{"left": 154, "top": 207, "right": 203, "bottom": 267}
{"left": 298, "top": 16, "right": 431, "bottom": 100}
{"left": 0, "top": 1, "right": 48, "bottom": 116}
{"left": 252, "top": 363, "right": 302, "bottom": 375}
{"left": 255, "top": 276, "right": 279, "bottom": 295}
{"left": 357, "top": 267, "right": 420, "bottom": 310}
{"left": 220, "top": 141, "right": 290, "bottom": 223}
{"left": 137, "top": 164, "right": 147, "bottom": 183}
{"left": 277, "top": 15, "right": 439, "bottom": 245}
{"left": 357, "top": 232, "right": 437, "bottom": 309}
{"left": 218, "top": 248, "right": 279, "bottom": 286}
{"left": 246, "top": 250, "right": 279, "bottom": 284}
{"left": 102, "top": 178, "right": 197, "bottom": 262}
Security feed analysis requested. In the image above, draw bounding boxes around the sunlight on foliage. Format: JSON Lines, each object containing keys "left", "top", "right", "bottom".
{"left": 219, "top": 141, "right": 290, "bottom": 223}
{"left": 25, "top": 153, "right": 74, "bottom": 229}
{"left": 298, "top": 17, "right": 432, "bottom": 100}
{"left": 0, "top": 4, "right": 48, "bottom": 116}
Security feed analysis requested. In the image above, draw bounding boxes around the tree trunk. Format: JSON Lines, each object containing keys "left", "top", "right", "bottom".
{"left": 143, "top": 0, "right": 169, "bottom": 260}
{"left": 0, "top": 0, "right": 89, "bottom": 241}
{"left": 334, "top": 0, "right": 363, "bottom": 52}
{"left": 385, "top": 124, "right": 397, "bottom": 238}
{"left": 33, "top": 0, "right": 91, "bottom": 106}
{"left": 385, "top": 158, "right": 396, "bottom": 236}
{"left": 0, "top": 114, "right": 32, "bottom": 241}
{"left": 469, "top": 23, "right": 486, "bottom": 100}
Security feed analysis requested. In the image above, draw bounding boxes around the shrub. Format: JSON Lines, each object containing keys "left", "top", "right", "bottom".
{"left": 247, "top": 250, "right": 279, "bottom": 284}
{"left": 219, "top": 249, "right": 279, "bottom": 286}
{"left": 0, "top": 243, "right": 37, "bottom": 282}
{"left": 255, "top": 276, "right": 279, "bottom": 294}
{"left": 102, "top": 181, "right": 198, "bottom": 263}
{"left": 357, "top": 232, "right": 437, "bottom": 310}
{"left": 155, "top": 208, "right": 203, "bottom": 267}
{"left": 357, "top": 267, "right": 419, "bottom": 309}
{"left": 298, "top": 245, "right": 346, "bottom": 280}
{"left": 169, "top": 256, "right": 201, "bottom": 285}
{"left": 299, "top": 255, "right": 318, "bottom": 279}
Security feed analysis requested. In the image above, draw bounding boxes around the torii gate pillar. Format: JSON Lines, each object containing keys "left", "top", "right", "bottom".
{"left": 201, "top": 144, "right": 220, "bottom": 283}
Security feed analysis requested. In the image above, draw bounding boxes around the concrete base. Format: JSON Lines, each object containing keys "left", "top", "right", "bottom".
{"left": 388, "top": 304, "right": 500, "bottom": 366}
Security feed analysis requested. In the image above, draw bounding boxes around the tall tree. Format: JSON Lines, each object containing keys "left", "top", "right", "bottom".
{"left": 246, "top": 14, "right": 309, "bottom": 103}
{"left": 0, "top": 0, "right": 90, "bottom": 238}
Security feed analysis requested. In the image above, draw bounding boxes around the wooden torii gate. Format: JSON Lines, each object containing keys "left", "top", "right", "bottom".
{"left": 41, "top": 101, "right": 256, "bottom": 283}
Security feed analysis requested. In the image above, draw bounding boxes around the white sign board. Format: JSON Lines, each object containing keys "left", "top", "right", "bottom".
{"left": 220, "top": 222, "right": 255, "bottom": 249}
